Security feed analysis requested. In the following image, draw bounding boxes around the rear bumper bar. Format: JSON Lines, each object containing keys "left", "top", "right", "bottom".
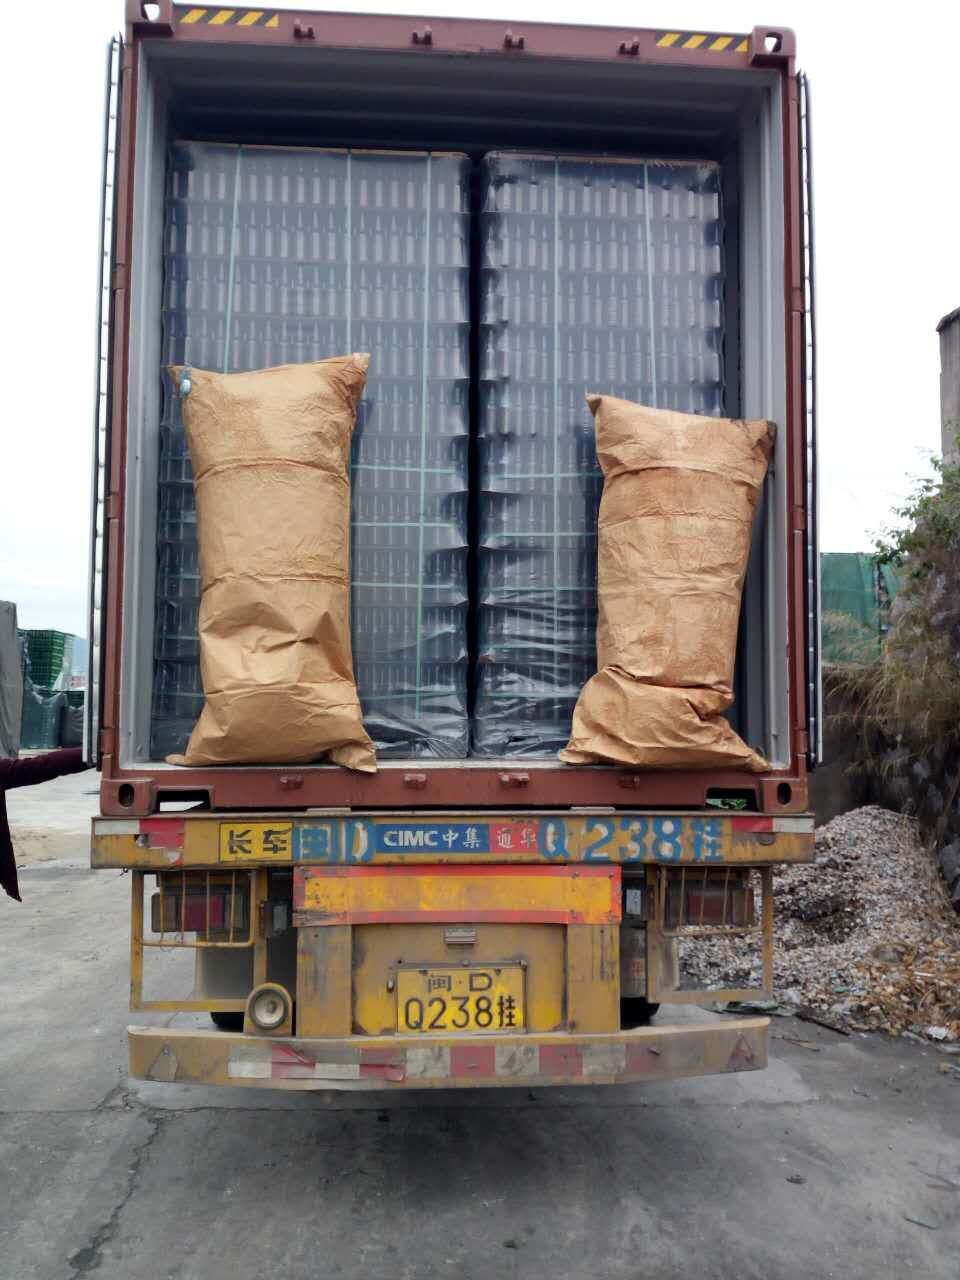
{"left": 130, "top": 1016, "right": 768, "bottom": 1090}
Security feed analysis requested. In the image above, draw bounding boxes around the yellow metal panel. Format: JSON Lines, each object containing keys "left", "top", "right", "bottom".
{"left": 296, "top": 926, "right": 352, "bottom": 1036}
{"left": 296, "top": 866, "right": 618, "bottom": 925}
{"left": 179, "top": 8, "right": 207, "bottom": 22}
{"left": 683, "top": 33, "right": 708, "bottom": 49}
{"left": 762, "top": 864, "right": 775, "bottom": 992}
{"left": 710, "top": 35, "right": 734, "bottom": 51}
{"left": 92, "top": 812, "right": 816, "bottom": 869}
{"left": 352, "top": 923, "right": 564, "bottom": 1035}
{"left": 566, "top": 925, "right": 619, "bottom": 1033}
{"left": 266, "top": 13, "right": 279, "bottom": 27}
{"left": 736, "top": 38, "right": 749, "bottom": 52}
{"left": 253, "top": 870, "right": 269, "bottom": 986}
{"left": 130, "top": 872, "right": 144, "bottom": 1010}
{"left": 209, "top": 9, "right": 236, "bottom": 24}
{"left": 237, "top": 9, "right": 263, "bottom": 23}
{"left": 656, "top": 32, "right": 681, "bottom": 46}
{"left": 219, "top": 822, "right": 292, "bottom": 862}
{"left": 136, "top": 998, "right": 247, "bottom": 1012}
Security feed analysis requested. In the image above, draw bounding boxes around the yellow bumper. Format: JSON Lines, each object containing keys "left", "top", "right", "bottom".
{"left": 130, "top": 1017, "right": 768, "bottom": 1090}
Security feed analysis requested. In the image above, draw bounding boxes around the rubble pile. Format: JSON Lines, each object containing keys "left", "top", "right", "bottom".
{"left": 689, "top": 806, "right": 960, "bottom": 1041}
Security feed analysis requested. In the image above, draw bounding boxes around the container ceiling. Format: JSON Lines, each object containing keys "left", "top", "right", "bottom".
{"left": 148, "top": 42, "right": 771, "bottom": 157}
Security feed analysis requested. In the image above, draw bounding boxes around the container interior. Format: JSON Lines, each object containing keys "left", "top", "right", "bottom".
{"left": 120, "top": 40, "right": 789, "bottom": 769}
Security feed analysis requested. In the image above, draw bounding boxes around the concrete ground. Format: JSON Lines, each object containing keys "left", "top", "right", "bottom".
{"left": 2, "top": 778, "right": 959, "bottom": 1279}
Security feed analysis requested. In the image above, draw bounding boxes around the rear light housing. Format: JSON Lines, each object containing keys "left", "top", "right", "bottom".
{"left": 150, "top": 871, "right": 250, "bottom": 942}
{"left": 645, "top": 866, "right": 773, "bottom": 1004}
{"left": 664, "top": 870, "right": 755, "bottom": 931}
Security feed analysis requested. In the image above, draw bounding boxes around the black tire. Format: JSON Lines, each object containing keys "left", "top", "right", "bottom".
{"left": 620, "top": 998, "right": 661, "bottom": 1029}
{"left": 210, "top": 1010, "right": 245, "bottom": 1032}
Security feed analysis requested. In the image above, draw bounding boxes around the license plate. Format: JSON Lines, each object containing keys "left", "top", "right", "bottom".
{"left": 397, "top": 966, "right": 525, "bottom": 1034}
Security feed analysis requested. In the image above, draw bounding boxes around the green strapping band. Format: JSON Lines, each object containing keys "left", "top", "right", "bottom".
{"left": 346, "top": 151, "right": 356, "bottom": 639}
{"left": 414, "top": 154, "right": 432, "bottom": 717}
{"left": 642, "top": 161, "right": 659, "bottom": 406}
{"left": 222, "top": 146, "right": 242, "bottom": 373}
{"left": 354, "top": 520, "right": 448, "bottom": 530}
{"left": 551, "top": 159, "right": 561, "bottom": 709}
{"left": 345, "top": 150, "right": 353, "bottom": 352}
{"left": 353, "top": 463, "right": 459, "bottom": 476}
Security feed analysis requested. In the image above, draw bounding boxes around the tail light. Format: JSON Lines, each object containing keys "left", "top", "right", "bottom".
{"left": 150, "top": 871, "right": 250, "bottom": 943}
{"left": 646, "top": 865, "right": 773, "bottom": 1005}
{"left": 662, "top": 868, "right": 755, "bottom": 932}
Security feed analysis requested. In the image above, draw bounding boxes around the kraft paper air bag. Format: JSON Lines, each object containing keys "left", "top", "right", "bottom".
{"left": 168, "top": 357, "right": 376, "bottom": 771}
{"left": 561, "top": 395, "right": 775, "bottom": 772}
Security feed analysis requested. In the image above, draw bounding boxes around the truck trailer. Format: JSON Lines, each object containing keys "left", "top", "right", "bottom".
{"left": 89, "top": 1, "right": 819, "bottom": 1090}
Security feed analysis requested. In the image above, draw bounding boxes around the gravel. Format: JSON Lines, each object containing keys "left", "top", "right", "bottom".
{"left": 686, "top": 806, "right": 960, "bottom": 1042}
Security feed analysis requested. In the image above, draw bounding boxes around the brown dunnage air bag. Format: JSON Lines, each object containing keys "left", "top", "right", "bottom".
{"left": 168, "top": 357, "right": 377, "bottom": 771}
{"left": 560, "top": 396, "right": 775, "bottom": 772}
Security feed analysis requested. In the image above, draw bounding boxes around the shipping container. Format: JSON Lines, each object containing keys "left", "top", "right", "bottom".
{"left": 91, "top": 3, "right": 819, "bottom": 1092}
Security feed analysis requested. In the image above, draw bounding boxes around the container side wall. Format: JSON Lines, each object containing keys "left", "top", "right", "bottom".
{"left": 121, "top": 44, "right": 167, "bottom": 765}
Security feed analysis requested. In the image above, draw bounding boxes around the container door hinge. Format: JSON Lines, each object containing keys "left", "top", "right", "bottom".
{"left": 794, "top": 728, "right": 809, "bottom": 759}
{"left": 793, "top": 506, "right": 807, "bottom": 533}
{"left": 111, "top": 262, "right": 128, "bottom": 293}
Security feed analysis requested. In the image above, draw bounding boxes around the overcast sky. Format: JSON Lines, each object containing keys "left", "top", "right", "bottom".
{"left": 1, "top": 0, "right": 957, "bottom": 635}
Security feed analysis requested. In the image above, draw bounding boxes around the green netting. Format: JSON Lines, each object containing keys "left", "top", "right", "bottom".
{"left": 820, "top": 552, "right": 901, "bottom": 664}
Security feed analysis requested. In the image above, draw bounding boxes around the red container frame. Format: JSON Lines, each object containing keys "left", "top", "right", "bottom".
{"left": 99, "top": 5, "right": 810, "bottom": 818}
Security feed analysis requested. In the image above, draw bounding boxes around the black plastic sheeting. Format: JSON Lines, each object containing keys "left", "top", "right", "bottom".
{"left": 151, "top": 146, "right": 727, "bottom": 763}
{"left": 473, "top": 154, "right": 726, "bottom": 756}
{"left": 153, "top": 144, "right": 471, "bottom": 760}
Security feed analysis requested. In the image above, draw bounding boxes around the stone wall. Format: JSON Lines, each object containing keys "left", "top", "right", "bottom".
{"left": 870, "top": 738, "right": 960, "bottom": 911}
{"left": 808, "top": 667, "right": 959, "bottom": 912}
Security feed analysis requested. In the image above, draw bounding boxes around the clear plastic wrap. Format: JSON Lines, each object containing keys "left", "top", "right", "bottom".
{"left": 474, "top": 153, "right": 727, "bottom": 756}
{"left": 153, "top": 144, "right": 471, "bottom": 760}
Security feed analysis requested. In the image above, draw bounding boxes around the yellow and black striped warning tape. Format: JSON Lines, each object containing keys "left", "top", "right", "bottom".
{"left": 177, "top": 7, "right": 279, "bottom": 26}
{"left": 656, "top": 32, "right": 749, "bottom": 53}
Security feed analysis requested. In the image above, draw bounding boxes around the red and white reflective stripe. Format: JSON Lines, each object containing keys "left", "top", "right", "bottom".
{"left": 229, "top": 1044, "right": 404, "bottom": 1082}
{"left": 139, "top": 818, "right": 186, "bottom": 850}
{"left": 771, "top": 816, "right": 814, "bottom": 833}
{"left": 92, "top": 817, "right": 188, "bottom": 849}
{"left": 731, "top": 815, "right": 813, "bottom": 834}
{"left": 94, "top": 819, "right": 139, "bottom": 836}
{"left": 226, "top": 1034, "right": 757, "bottom": 1082}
